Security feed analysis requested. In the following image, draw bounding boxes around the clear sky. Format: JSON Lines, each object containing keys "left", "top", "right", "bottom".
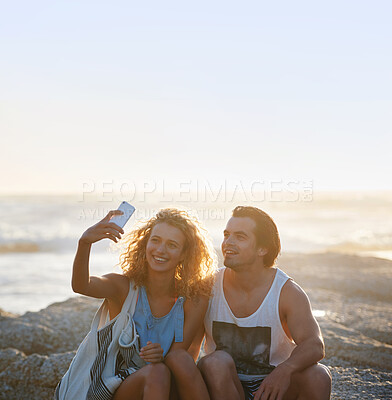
{"left": 1, "top": 0, "right": 391, "bottom": 194}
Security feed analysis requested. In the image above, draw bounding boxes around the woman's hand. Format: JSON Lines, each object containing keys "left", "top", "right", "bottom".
{"left": 80, "top": 210, "right": 124, "bottom": 245}
{"left": 140, "top": 341, "right": 164, "bottom": 363}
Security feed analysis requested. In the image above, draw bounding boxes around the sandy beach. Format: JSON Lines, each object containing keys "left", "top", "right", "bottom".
{"left": 1, "top": 252, "right": 391, "bottom": 399}
{"left": 281, "top": 253, "right": 392, "bottom": 399}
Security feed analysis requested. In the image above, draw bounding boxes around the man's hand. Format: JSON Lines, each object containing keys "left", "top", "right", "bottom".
{"left": 139, "top": 341, "right": 164, "bottom": 363}
{"left": 253, "top": 364, "right": 292, "bottom": 400}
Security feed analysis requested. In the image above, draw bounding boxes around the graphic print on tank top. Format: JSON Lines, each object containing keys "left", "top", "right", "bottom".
{"left": 212, "top": 321, "right": 275, "bottom": 375}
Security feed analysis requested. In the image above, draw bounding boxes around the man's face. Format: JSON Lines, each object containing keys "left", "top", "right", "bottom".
{"left": 222, "top": 216, "right": 263, "bottom": 270}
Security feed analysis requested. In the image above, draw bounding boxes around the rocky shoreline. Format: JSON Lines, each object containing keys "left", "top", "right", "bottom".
{"left": 1, "top": 252, "right": 392, "bottom": 399}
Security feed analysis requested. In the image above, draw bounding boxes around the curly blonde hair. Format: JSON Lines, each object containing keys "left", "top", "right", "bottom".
{"left": 119, "top": 208, "right": 217, "bottom": 299}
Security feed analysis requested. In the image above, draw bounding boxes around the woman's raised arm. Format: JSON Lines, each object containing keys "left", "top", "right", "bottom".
{"left": 71, "top": 210, "right": 128, "bottom": 301}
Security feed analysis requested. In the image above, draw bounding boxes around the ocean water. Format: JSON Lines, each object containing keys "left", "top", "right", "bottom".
{"left": 1, "top": 192, "right": 391, "bottom": 314}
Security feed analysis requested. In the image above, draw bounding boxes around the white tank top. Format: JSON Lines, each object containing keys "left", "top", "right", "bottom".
{"left": 204, "top": 267, "right": 296, "bottom": 377}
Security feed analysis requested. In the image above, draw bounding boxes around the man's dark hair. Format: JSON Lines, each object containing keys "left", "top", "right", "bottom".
{"left": 232, "top": 206, "right": 281, "bottom": 268}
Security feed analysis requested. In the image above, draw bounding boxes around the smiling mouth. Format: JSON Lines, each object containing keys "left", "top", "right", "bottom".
{"left": 224, "top": 250, "right": 238, "bottom": 256}
{"left": 153, "top": 256, "right": 169, "bottom": 263}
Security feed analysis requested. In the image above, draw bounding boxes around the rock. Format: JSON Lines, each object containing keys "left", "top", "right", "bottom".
{"left": 0, "top": 351, "right": 75, "bottom": 400}
{"left": 321, "top": 319, "right": 392, "bottom": 370}
{"left": 0, "top": 309, "right": 19, "bottom": 320}
{"left": 280, "top": 253, "right": 392, "bottom": 303}
{"left": 0, "top": 297, "right": 99, "bottom": 399}
{"left": 0, "top": 348, "right": 25, "bottom": 373}
{"left": 0, "top": 297, "right": 100, "bottom": 355}
{"left": 328, "top": 366, "right": 392, "bottom": 399}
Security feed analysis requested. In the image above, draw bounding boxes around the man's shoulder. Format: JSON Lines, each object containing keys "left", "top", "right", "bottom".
{"left": 211, "top": 267, "right": 225, "bottom": 284}
{"left": 208, "top": 267, "right": 225, "bottom": 295}
{"left": 279, "top": 277, "right": 311, "bottom": 313}
{"left": 280, "top": 276, "right": 306, "bottom": 296}
{"left": 274, "top": 266, "right": 291, "bottom": 281}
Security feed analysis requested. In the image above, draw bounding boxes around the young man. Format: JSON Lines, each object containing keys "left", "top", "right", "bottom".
{"left": 198, "top": 206, "right": 331, "bottom": 400}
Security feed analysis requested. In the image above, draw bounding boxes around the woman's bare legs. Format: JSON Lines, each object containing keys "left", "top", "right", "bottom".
{"left": 113, "top": 363, "right": 171, "bottom": 400}
{"left": 165, "top": 349, "right": 210, "bottom": 400}
{"left": 169, "top": 374, "right": 179, "bottom": 400}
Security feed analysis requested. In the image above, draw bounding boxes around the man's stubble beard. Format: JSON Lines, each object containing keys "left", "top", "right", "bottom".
{"left": 223, "top": 258, "right": 242, "bottom": 271}
{"left": 223, "top": 253, "right": 258, "bottom": 272}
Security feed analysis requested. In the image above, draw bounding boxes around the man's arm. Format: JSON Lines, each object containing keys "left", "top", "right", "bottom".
{"left": 279, "top": 280, "right": 325, "bottom": 371}
{"left": 254, "top": 279, "right": 324, "bottom": 400}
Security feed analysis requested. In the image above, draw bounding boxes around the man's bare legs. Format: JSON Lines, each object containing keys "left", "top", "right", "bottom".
{"left": 198, "top": 351, "right": 245, "bottom": 400}
{"left": 165, "top": 349, "right": 210, "bottom": 400}
{"left": 283, "top": 363, "right": 332, "bottom": 400}
{"left": 198, "top": 351, "right": 331, "bottom": 400}
{"left": 113, "top": 363, "right": 170, "bottom": 400}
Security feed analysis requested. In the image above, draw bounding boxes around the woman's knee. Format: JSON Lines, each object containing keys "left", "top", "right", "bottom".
{"left": 142, "top": 363, "right": 171, "bottom": 385}
{"left": 165, "top": 349, "right": 194, "bottom": 370}
{"left": 165, "top": 349, "right": 193, "bottom": 364}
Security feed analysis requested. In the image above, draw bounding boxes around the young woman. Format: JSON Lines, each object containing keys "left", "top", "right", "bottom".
{"left": 58, "top": 207, "right": 216, "bottom": 400}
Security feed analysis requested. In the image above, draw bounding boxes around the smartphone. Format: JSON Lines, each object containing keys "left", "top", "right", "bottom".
{"left": 109, "top": 201, "right": 136, "bottom": 228}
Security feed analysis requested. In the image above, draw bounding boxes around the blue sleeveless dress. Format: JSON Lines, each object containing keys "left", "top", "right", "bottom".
{"left": 133, "top": 286, "right": 185, "bottom": 357}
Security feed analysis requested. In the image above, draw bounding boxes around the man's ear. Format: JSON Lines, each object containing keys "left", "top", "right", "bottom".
{"left": 258, "top": 248, "right": 268, "bottom": 256}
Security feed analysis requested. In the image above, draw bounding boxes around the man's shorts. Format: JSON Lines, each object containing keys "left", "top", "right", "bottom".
{"left": 238, "top": 374, "right": 268, "bottom": 400}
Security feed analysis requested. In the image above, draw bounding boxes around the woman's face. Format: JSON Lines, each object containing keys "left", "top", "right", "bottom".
{"left": 146, "top": 222, "right": 186, "bottom": 274}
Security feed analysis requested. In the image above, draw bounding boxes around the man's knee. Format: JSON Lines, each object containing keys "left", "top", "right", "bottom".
{"left": 292, "top": 363, "right": 332, "bottom": 399}
{"left": 198, "top": 350, "right": 237, "bottom": 377}
{"left": 198, "top": 351, "right": 244, "bottom": 400}
{"left": 304, "top": 364, "right": 331, "bottom": 389}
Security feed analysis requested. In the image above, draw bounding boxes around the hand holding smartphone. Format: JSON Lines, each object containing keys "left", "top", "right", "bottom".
{"left": 109, "top": 201, "right": 136, "bottom": 228}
